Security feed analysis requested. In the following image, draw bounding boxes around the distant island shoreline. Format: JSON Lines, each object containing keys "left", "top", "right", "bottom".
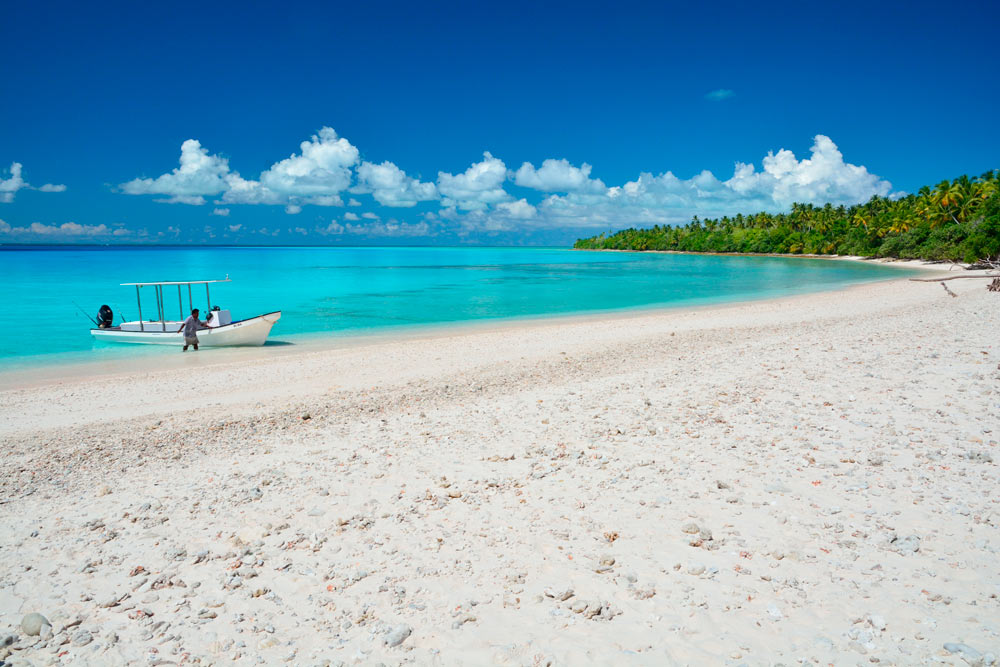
{"left": 575, "top": 171, "right": 999, "bottom": 266}
{"left": 573, "top": 247, "right": 960, "bottom": 266}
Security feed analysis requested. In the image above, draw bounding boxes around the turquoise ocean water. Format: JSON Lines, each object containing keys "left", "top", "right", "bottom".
{"left": 0, "top": 246, "right": 914, "bottom": 371}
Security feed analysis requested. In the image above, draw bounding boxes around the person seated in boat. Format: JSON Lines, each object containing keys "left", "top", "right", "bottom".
{"left": 177, "top": 308, "right": 210, "bottom": 351}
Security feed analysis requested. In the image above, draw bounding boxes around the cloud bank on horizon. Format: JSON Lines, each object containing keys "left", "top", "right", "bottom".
{"left": 116, "top": 129, "right": 892, "bottom": 232}
{"left": 3, "top": 130, "right": 893, "bottom": 240}
{"left": 0, "top": 219, "right": 117, "bottom": 237}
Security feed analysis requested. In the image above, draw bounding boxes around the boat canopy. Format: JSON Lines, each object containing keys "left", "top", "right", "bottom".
{"left": 120, "top": 277, "right": 230, "bottom": 286}
{"left": 120, "top": 277, "right": 231, "bottom": 332}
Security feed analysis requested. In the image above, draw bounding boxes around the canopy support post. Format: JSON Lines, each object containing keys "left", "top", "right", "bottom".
{"left": 157, "top": 285, "right": 165, "bottom": 332}
{"left": 206, "top": 284, "right": 211, "bottom": 315}
{"left": 136, "top": 285, "right": 144, "bottom": 332}
{"left": 178, "top": 285, "right": 183, "bottom": 320}
{"left": 188, "top": 284, "right": 193, "bottom": 313}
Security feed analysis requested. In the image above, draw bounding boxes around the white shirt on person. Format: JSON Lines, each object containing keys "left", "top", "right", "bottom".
{"left": 182, "top": 315, "right": 203, "bottom": 337}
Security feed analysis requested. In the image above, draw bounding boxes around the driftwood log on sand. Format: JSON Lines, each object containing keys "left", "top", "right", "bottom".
{"left": 908, "top": 259, "right": 999, "bottom": 296}
{"left": 908, "top": 275, "right": 998, "bottom": 282}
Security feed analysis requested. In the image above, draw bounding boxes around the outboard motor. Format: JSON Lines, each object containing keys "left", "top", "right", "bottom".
{"left": 97, "top": 304, "right": 114, "bottom": 329}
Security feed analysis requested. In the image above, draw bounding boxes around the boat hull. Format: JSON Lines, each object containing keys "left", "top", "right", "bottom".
{"left": 91, "top": 312, "right": 281, "bottom": 347}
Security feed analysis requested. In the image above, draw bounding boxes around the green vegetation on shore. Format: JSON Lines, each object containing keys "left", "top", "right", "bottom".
{"left": 575, "top": 171, "right": 1000, "bottom": 263}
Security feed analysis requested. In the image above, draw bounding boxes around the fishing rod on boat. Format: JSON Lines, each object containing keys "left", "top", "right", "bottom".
{"left": 71, "top": 301, "right": 99, "bottom": 326}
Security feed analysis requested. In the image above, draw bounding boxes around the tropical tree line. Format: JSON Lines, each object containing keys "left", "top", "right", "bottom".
{"left": 574, "top": 171, "right": 1000, "bottom": 264}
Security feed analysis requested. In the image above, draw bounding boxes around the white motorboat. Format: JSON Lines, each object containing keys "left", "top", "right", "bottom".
{"left": 90, "top": 277, "right": 281, "bottom": 347}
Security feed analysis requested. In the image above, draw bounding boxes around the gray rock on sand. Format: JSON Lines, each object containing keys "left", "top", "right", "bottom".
{"left": 451, "top": 614, "right": 476, "bottom": 629}
{"left": 944, "top": 643, "right": 983, "bottom": 665}
{"left": 890, "top": 534, "right": 921, "bottom": 554}
{"left": 20, "top": 613, "right": 51, "bottom": 637}
{"left": 71, "top": 630, "right": 94, "bottom": 647}
{"left": 384, "top": 624, "right": 412, "bottom": 647}
{"left": 965, "top": 449, "right": 993, "bottom": 463}
{"left": 543, "top": 587, "right": 574, "bottom": 601}
{"left": 849, "top": 640, "right": 868, "bottom": 655}
{"left": 633, "top": 586, "right": 655, "bottom": 600}
{"left": 567, "top": 600, "right": 619, "bottom": 621}
{"left": 868, "top": 614, "right": 887, "bottom": 631}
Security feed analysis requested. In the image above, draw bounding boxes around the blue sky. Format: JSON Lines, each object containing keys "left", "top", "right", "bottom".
{"left": 1, "top": 0, "right": 998, "bottom": 245}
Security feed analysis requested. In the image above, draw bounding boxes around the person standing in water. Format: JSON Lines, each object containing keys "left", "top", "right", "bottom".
{"left": 177, "top": 308, "right": 210, "bottom": 351}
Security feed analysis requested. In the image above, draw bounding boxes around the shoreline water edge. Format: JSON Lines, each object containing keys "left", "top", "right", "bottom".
{"left": 1, "top": 266, "right": 998, "bottom": 663}
{"left": 0, "top": 253, "right": 943, "bottom": 388}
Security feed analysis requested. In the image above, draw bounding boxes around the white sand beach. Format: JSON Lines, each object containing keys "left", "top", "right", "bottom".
{"left": 1, "top": 270, "right": 998, "bottom": 665}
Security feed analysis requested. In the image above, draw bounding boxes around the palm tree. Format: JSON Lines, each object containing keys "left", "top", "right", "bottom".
{"left": 852, "top": 209, "right": 872, "bottom": 233}
{"left": 925, "top": 180, "right": 956, "bottom": 226}
{"left": 887, "top": 203, "right": 914, "bottom": 234}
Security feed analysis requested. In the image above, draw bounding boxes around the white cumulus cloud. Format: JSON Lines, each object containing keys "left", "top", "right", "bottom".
{"left": 216, "top": 171, "right": 281, "bottom": 205}
{"left": 1, "top": 162, "right": 66, "bottom": 202}
{"left": 121, "top": 140, "right": 230, "bottom": 205}
{"left": 0, "top": 164, "right": 25, "bottom": 202}
{"left": 514, "top": 159, "right": 605, "bottom": 194}
{"left": 309, "top": 195, "right": 344, "bottom": 207}
{"left": 122, "top": 128, "right": 359, "bottom": 213}
{"left": 354, "top": 160, "right": 438, "bottom": 207}
{"left": 437, "top": 152, "right": 511, "bottom": 211}
{"left": 530, "top": 135, "right": 893, "bottom": 230}
{"left": 496, "top": 198, "right": 537, "bottom": 219}
{"left": 725, "top": 135, "right": 890, "bottom": 208}
{"left": 258, "top": 127, "right": 359, "bottom": 198}
{"left": 212, "top": 207, "right": 230, "bottom": 216}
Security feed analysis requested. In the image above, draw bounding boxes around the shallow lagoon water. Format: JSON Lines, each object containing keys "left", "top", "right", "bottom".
{"left": 0, "top": 245, "right": 915, "bottom": 371}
